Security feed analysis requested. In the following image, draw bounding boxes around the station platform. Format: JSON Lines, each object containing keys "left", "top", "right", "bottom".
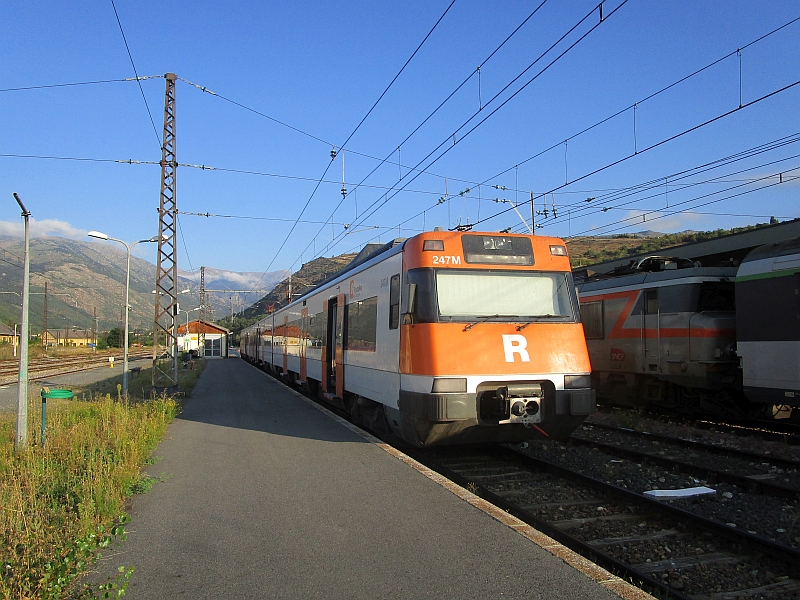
{"left": 94, "top": 358, "right": 652, "bottom": 599}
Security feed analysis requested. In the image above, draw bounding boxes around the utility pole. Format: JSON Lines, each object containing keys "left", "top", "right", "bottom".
{"left": 152, "top": 73, "right": 179, "bottom": 389}
{"left": 530, "top": 191, "right": 535, "bottom": 234}
{"left": 92, "top": 307, "right": 97, "bottom": 352}
{"left": 199, "top": 266, "right": 206, "bottom": 358}
{"left": 13, "top": 193, "right": 30, "bottom": 452}
{"left": 42, "top": 281, "right": 47, "bottom": 348}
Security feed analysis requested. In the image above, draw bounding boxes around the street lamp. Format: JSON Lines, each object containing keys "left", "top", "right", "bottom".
{"left": 88, "top": 230, "right": 159, "bottom": 396}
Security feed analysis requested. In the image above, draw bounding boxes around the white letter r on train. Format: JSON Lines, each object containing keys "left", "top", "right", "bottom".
{"left": 502, "top": 334, "right": 530, "bottom": 363}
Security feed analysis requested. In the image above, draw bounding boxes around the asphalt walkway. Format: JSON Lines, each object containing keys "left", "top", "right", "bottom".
{"left": 92, "top": 358, "right": 647, "bottom": 599}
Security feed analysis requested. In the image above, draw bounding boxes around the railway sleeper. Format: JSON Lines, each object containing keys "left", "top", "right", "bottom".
{"left": 691, "top": 578, "right": 800, "bottom": 600}
{"left": 551, "top": 512, "right": 641, "bottom": 530}
{"left": 631, "top": 551, "right": 740, "bottom": 574}
{"left": 586, "top": 528, "right": 683, "bottom": 549}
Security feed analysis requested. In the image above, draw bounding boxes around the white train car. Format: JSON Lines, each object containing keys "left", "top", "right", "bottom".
{"left": 736, "top": 237, "right": 800, "bottom": 409}
{"left": 241, "top": 231, "right": 596, "bottom": 447}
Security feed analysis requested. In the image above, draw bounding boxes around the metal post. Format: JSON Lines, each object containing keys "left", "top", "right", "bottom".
{"left": 152, "top": 73, "right": 179, "bottom": 389}
{"left": 13, "top": 193, "right": 30, "bottom": 452}
{"left": 42, "top": 281, "right": 47, "bottom": 349}
{"left": 123, "top": 243, "right": 132, "bottom": 395}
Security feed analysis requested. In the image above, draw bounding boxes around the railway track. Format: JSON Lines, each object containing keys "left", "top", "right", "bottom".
{"left": 407, "top": 444, "right": 800, "bottom": 599}
{"left": 573, "top": 423, "right": 800, "bottom": 498}
{"left": 0, "top": 349, "right": 152, "bottom": 385}
{"left": 253, "top": 361, "right": 800, "bottom": 598}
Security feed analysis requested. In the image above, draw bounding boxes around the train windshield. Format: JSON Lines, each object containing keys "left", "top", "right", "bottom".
{"left": 435, "top": 270, "right": 578, "bottom": 322}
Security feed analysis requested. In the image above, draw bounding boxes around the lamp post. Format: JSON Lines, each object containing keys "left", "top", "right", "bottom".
{"left": 88, "top": 231, "right": 159, "bottom": 396}
{"left": 13, "top": 193, "right": 30, "bottom": 451}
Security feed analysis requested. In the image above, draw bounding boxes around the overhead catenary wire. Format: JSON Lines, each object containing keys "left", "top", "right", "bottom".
{"left": 109, "top": 0, "right": 161, "bottom": 148}
{"left": 507, "top": 134, "right": 800, "bottom": 233}
{"left": 315, "top": 1, "right": 628, "bottom": 259}
{"left": 462, "top": 77, "right": 800, "bottom": 233}
{"left": 567, "top": 168, "right": 800, "bottom": 239}
{"left": 256, "top": 0, "right": 462, "bottom": 281}
{"left": 478, "top": 13, "right": 800, "bottom": 189}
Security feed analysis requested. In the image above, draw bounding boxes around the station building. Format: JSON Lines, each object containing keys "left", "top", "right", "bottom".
{"left": 177, "top": 319, "right": 230, "bottom": 358}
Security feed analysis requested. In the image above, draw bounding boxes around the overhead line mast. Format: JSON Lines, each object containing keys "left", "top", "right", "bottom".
{"left": 153, "top": 73, "right": 179, "bottom": 388}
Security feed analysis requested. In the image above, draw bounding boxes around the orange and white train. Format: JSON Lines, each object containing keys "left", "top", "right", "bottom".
{"left": 240, "top": 231, "right": 595, "bottom": 447}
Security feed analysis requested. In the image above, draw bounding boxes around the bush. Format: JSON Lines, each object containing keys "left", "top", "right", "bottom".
{"left": 0, "top": 394, "right": 179, "bottom": 599}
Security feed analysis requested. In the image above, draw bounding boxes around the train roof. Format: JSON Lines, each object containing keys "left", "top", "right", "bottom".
{"left": 295, "top": 237, "right": 407, "bottom": 302}
{"left": 741, "top": 236, "right": 800, "bottom": 264}
{"left": 577, "top": 265, "right": 738, "bottom": 293}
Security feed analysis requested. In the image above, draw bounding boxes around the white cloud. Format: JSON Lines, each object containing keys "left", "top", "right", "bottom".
{"left": 0, "top": 218, "right": 87, "bottom": 240}
{"left": 616, "top": 209, "right": 714, "bottom": 234}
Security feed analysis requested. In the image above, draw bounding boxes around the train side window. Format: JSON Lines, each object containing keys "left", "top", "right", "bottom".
{"left": 347, "top": 297, "right": 378, "bottom": 351}
{"left": 645, "top": 290, "right": 659, "bottom": 314}
{"left": 389, "top": 274, "right": 400, "bottom": 329}
{"left": 581, "top": 301, "right": 604, "bottom": 339}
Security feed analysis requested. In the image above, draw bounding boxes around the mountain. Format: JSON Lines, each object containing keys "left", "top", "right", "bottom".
{"left": 0, "top": 236, "right": 285, "bottom": 335}
{"left": 240, "top": 254, "right": 356, "bottom": 320}
{"left": 179, "top": 267, "right": 288, "bottom": 321}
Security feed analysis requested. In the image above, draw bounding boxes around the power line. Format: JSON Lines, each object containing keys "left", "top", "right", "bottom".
{"left": 299, "top": 0, "right": 552, "bottom": 262}
{"left": 568, "top": 168, "right": 800, "bottom": 238}
{"left": 467, "top": 78, "right": 800, "bottom": 232}
{"left": 315, "top": 1, "right": 626, "bottom": 259}
{"left": 516, "top": 137, "right": 800, "bottom": 232}
{"left": 338, "top": 0, "right": 457, "bottom": 151}
{"left": 247, "top": 0, "right": 458, "bottom": 289}
{"left": 0, "top": 78, "right": 137, "bottom": 92}
{"left": 340, "top": 11, "right": 800, "bottom": 248}
{"left": 109, "top": 0, "right": 161, "bottom": 147}
{"left": 478, "top": 13, "right": 800, "bottom": 188}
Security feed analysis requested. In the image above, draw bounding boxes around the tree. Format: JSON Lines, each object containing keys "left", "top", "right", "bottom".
{"left": 106, "top": 328, "right": 123, "bottom": 348}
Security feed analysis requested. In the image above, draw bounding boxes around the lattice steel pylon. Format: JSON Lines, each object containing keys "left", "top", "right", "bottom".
{"left": 152, "top": 73, "right": 179, "bottom": 388}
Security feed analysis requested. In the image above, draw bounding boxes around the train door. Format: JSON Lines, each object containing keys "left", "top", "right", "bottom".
{"left": 300, "top": 307, "right": 308, "bottom": 383}
{"left": 282, "top": 315, "right": 289, "bottom": 375}
{"left": 642, "top": 289, "right": 660, "bottom": 372}
{"left": 323, "top": 294, "right": 346, "bottom": 397}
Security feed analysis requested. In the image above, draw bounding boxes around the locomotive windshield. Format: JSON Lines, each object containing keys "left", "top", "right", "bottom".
{"left": 406, "top": 268, "right": 578, "bottom": 323}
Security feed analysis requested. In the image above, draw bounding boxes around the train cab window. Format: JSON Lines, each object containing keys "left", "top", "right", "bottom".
{"left": 697, "top": 281, "right": 735, "bottom": 311}
{"left": 405, "top": 269, "right": 438, "bottom": 323}
{"left": 581, "top": 301, "right": 604, "bottom": 339}
{"left": 389, "top": 274, "right": 400, "bottom": 330}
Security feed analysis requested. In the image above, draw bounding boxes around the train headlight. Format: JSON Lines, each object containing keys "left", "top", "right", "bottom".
{"left": 511, "top": 401, "right": 526, "bottom": 416}
{"left": 564, "top": 374, "right": 591, "bottom": 389}
{"left": 431, "top": 378, "right": 467, "bottom": 393}
{"left": 525, "top": 400, "right": 540, "bottom": 415}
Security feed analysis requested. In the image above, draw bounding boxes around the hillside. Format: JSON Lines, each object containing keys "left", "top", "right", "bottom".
{"left": 0, "top": 237, "right": 285, "bottom": 336}
{"left": 240, "top": 254, "right": 356, "bottom": 319}
{"left": 566, "top": 223, "right": 777, "bottom": 268}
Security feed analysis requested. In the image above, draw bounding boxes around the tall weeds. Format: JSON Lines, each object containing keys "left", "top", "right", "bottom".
{"left": 0, "top": 395, "right": 179, "bottom": 599}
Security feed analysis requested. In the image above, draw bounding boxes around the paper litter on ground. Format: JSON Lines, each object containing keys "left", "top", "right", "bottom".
{"left": 643, "top": 486, "right": 716, "bottom": 498}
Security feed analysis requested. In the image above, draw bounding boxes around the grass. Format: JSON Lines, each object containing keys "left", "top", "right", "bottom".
{"left": 0, "top": 360, "right": 208, "bottom": 599}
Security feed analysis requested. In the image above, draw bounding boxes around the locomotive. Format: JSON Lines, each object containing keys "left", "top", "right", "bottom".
{"left": 575, "top": 237, "right": 800, "bottom": 420}
{"left": 240, "top": 231, "right": 596, "bottom": 447}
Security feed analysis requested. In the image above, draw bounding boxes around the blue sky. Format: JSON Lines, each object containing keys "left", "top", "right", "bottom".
{"left": 1, "top": 0, "right": 799, "bottom": 278}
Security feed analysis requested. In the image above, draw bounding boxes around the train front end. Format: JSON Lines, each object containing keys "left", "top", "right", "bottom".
{"left": 391, "top": 231, "right": 594, "bottom": 447}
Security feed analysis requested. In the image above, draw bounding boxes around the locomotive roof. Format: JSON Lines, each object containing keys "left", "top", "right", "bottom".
{"left": 741, "top": 236, "right": 800, "bottom": 263}
{"left": 577, "top": 265, "right": 738, "bottom": 293}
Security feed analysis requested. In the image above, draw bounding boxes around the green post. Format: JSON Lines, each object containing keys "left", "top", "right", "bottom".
{"left": 40, "top": 388, "right": 74, "bottom": 448}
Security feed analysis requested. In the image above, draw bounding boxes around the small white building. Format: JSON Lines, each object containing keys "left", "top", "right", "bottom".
{"left": 177, "top": 320, "right": 230, "bottom": 358}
